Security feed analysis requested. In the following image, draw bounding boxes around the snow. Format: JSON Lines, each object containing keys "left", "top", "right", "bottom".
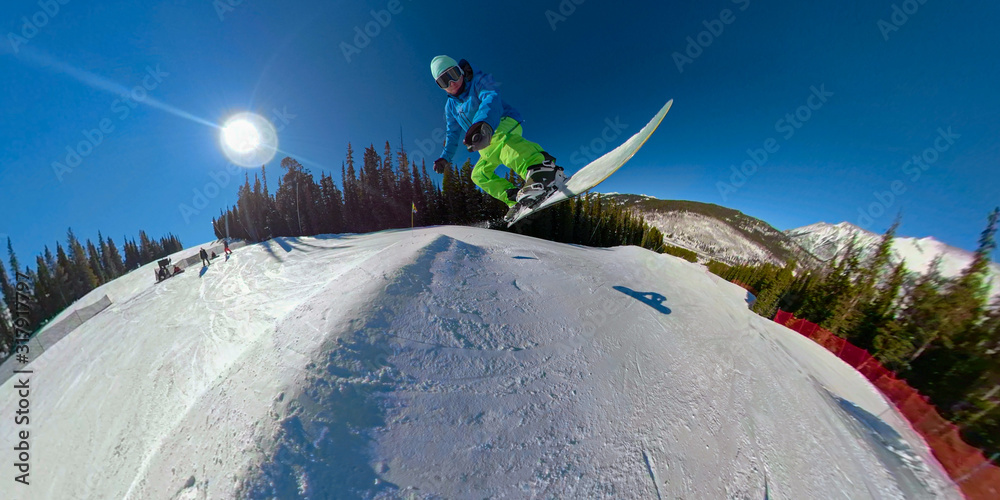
{"left": 788, "top": 221, "right": 1000, "bottom": 296}
{"left": 0, "top": 227, "right": 960, "bottom": 499}
{"left": 643, "top": 210, "right": 779, "bottom": 265}
{"left": 785, "top": 221, "right": 882, "bottom": 264}
{"left": 608, "top": 195, "right": 817, "bottom": 268}
{"left": 32, "top": 243, "right": 231, "bottom": 335}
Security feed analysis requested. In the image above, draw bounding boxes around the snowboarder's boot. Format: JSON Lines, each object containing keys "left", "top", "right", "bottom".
{"left": 516, "top": 152, "right": 565, "bottom": 204}
{"left": 504, "top": 153, "right": 565, "bottom": 221}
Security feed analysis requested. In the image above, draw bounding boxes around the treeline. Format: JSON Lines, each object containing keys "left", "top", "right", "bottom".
{"left": 662, "top": 244, "right": 698, "bottom": 263}
{"left": 709, "top": 210, "right": 1000, "bottom": 456}
{"left": 211, "top": 142, "right": 666, "bottom": 252}
{"left": 0, "top": 230, "right": 183, "bottom": 355}
{"left": 507, "top": 189, "right": 666, "bottom": 250}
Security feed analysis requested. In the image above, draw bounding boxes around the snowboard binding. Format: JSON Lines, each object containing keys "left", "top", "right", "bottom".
{"left": 503, "top": 153, "right": 566, "bottom": 223}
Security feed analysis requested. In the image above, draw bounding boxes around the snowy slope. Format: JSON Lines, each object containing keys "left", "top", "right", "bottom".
{"left": 642, "top": 209, "right": 779, "bottom": 264}
{"left": 29, "top": 241, "right": 234, "bottom": 336}
{"left": 606, "top": 195, "right": 822, "bottom": 268}
{"left": 788, "top": 221, "right": 1000, "bottom": 295}
{"left": 0, "top": 227, "right": 959, "bottom": 499}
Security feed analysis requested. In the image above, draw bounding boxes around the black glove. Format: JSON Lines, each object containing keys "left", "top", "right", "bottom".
{"left": 464, "top": 121, "right": 493, "bottom": 152}
{"left": 433, "top": 158, "right": 451, "bottom": 174}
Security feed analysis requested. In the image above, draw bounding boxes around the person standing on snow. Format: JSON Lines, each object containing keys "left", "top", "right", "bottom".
{"left": 224, "top": 239, "right": 232, "bottom": 256}
{"left": 199, "top": 248, "right": 210, "bottom": 267}
{"left": 430, "top": 55, "right": 565, "bottom": 219}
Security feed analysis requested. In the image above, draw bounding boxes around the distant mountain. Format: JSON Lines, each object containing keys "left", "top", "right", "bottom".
{"left": 603, "top": 194, "right": 822, "bottom": 268}
{"left": 602, "top": 195, "right": 1000, "bottom": 296}
{"left": 783, "top": 222, "right": 882, "bottom": 263}
{"left": 785, "top": 222, "right": 1000, "bottom": 295}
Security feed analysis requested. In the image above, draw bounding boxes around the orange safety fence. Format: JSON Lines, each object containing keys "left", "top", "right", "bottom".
{"left": 774, "top": 310, "right": 1000, "bottom": 499}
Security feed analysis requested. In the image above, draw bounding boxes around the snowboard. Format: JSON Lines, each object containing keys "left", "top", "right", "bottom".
{"left": 505, "top": 99, "right": 673, "bottom": 227}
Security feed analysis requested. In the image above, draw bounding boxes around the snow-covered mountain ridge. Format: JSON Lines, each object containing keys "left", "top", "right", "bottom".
{"left": 0, "top": 227, "right": 957, "bottom": 498}
{"left": 603, "top": 195, "right": 998, "bottom": 294}
{"left": 787, "top": 221, "right": 1000, "bottom": 295}
{"left": 603, "top": 194, "right": 822, "bottom": 268}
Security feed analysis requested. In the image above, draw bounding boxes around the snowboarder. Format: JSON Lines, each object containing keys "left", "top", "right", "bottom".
{"left": 224, "top": 239, "right": 232, "bottom": 256}
{"left": 199, "top": 248, "right": 210, "bottom": 267}
{"left": 429, "top": 55, "right": 565, "bottom": 219}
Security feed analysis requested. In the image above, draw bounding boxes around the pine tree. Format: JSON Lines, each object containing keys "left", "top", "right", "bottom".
{"left": 895, "top": 209, "right": 1000, "bottom": 409}
{"left": 364, "top": 145, "right": 386, "bottom": 230}
{"left": 421, "top": 160, "right": 440, "bottom": 224}
{"left": 872, "top": 318, "right": 915, "bottom": 371}
{"left": 0, "top": 257, "right": 15, "bottom": 352}
{"left": 411, "top": 162, "right": 426, "bottom": 226}
{"left": 382, "top": 141, "right": 399, "bottom": 225}
{"left": 441, "top": 161, "right": 459, "bottom": 224}
{"left": 54, "top": 242, "right": 76, "bottom": 302}
{"left": 0, "top": 312, "right": 12, "bottom": 358}
{"left": 458, "top": 160, "right": 477, "bottom": 224}
{"left": 942, "top": 207, "right": 1000, "bottom": 349}
{"left": 752, "top": 259, "right": 796, "bottom": 318}
{"left": 237, "top": 174, "right": 265, "bottom": 240}
{"left": 318, "top": 172, "right": 344, "bottom": 234}
{"left": 854, "top": 260, "right": 908, "bottom": 350}
{"left": 797, "top": 238, "right": 859, "bottom": 325}
{"left": 98, "top": 232, "right": 121, "bottom": 280}
{"left": 86, "top": 240, "right": 107, "bottom": 285}
{"left": 947, "top": 298, "right": 1000, "bottom": 428}
{"left": 43, "top": 246, "right": 69, "bottom": 309}
{"left": 900, "top": 256, "right": 948, "bottom": 362}
{"left": 137, "top": 231, "right": 154, "bottom": 264}
{"left": 33, "top": 255, "right": 58, "bottom": 323}
{"left": 122, "top": 238, "right": 140, "bottom": 271}
{"left": 831, "top": 219, "right": 900, "bottom": 338}
{"left": 398, "top": 144, "right": 414, "bottom": 226}
{"left": 343, "top": 145, "right": 361, "bottom": 232}
{"left": 276, "top": 157, "right": 315, "bottom": 236}
{"left": 0, "top": 252, "right": 15, "bottom": 318}
{"left": 66, "top": 229, "right": 99, "bottom": 298}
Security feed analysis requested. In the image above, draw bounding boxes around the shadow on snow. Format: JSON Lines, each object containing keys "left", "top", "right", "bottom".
{"left": 613, "top": 285, "right": 672, "bottom": 314}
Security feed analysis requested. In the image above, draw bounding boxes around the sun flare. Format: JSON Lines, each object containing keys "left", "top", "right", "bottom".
{"left": 222, "top": 120, "right": 260, "bottom": 154}
{"left": 219, "top": 112, "right": 278, "bottom": 167}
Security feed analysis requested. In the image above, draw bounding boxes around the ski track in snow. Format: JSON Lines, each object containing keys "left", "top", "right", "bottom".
{"left": 0, "top": 227, "right": 962, "bottom": 499}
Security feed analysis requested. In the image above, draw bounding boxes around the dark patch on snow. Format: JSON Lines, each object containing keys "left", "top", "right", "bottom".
{"left": 273, "top": 238, "right": 294, "bottom": 253}
{"left": 641, "top": 449, "right": 662, "bottom": 500}
{"left": 239, "top": 333, "right": 399, "bottom": 499}
{"left": 240, "top": 235, "right": 467, "bottom": 499}
{"left": 612, "top": 286, "right": 672, "bottom": 314}
{"left": 258, "top": 240, "right": 285, "bottom": 263}
{"left": 820, "top": 388, "right": 943, "bottom": 498}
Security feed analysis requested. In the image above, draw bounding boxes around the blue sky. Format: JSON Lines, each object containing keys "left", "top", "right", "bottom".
{"left": 1, "top": 0, "right": 998, "bottom": 263}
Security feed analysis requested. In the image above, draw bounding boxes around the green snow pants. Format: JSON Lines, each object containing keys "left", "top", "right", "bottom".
{"left": 472, "top": 117, "right": 546, "bottom": 207}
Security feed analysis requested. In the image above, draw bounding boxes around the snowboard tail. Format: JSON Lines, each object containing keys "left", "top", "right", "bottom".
{"left": 505, "top": 99, "right": 673, "bottom": 227}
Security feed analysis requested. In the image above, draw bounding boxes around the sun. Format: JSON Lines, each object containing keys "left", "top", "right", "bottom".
{"left": 222, "top": 119, "right": 260, "bottom": 153}
{"left": 219, "top": 112, "right": 278, "bottom": 167}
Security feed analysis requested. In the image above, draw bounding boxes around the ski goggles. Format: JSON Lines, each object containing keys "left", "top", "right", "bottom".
{"left": 436, "top": 66, "right": 463, "bottom": 89}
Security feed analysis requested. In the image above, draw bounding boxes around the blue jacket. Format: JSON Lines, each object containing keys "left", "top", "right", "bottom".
{"left": 440, "top": 70, "right": 523, "bottom": 163}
